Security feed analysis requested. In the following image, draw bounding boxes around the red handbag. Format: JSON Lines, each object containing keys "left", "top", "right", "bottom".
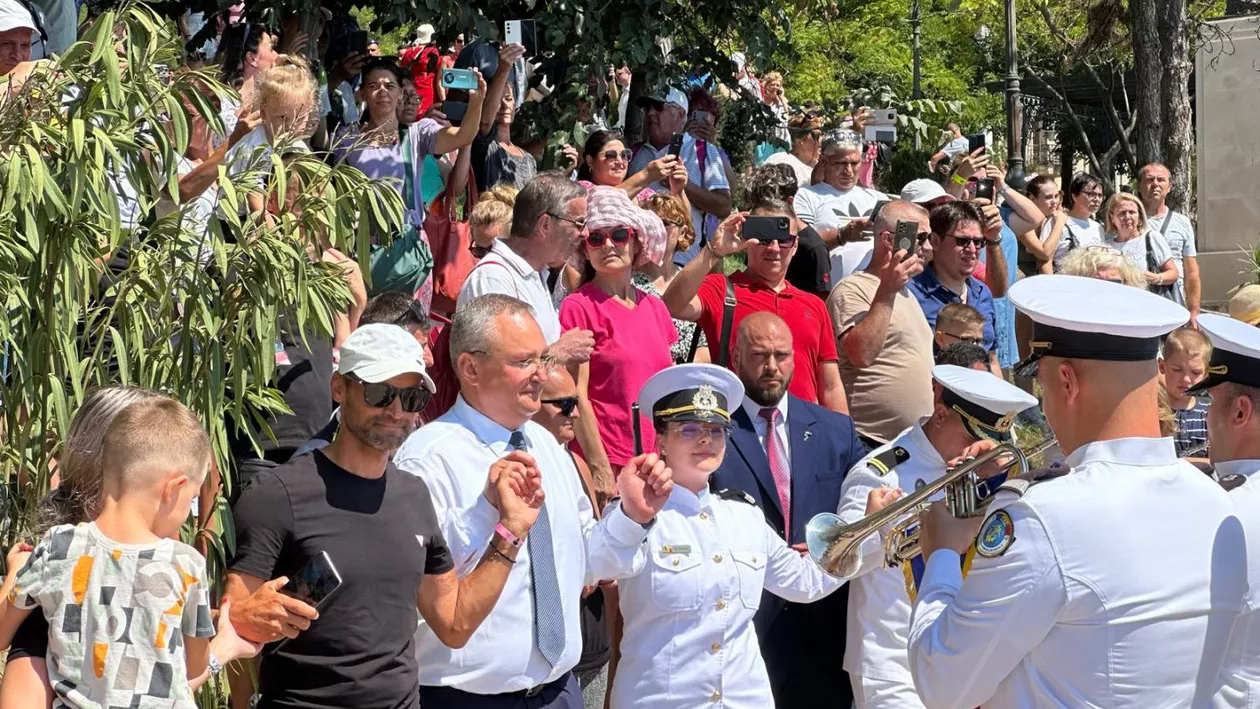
{"left": 423, "top": 181, "right": 478, "bottom": 316}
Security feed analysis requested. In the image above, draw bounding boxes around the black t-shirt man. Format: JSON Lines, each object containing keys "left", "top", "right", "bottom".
{"left": 786, "top": 224, "right": 833, "bottom": 299}
{"left": 230, "top": 449, "right": 453, "bottom": 709}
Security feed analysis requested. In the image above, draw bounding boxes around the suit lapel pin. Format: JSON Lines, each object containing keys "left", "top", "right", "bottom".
{"left": 803, "top": 430, "right": 812, "bottom": 442}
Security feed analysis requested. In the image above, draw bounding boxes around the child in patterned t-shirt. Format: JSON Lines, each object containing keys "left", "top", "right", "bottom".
{"left": 1161, "top": 326, "right": 1213, "bottom": 463}
{"left": 0, "top": 397, "right": 259, "bottom": 709}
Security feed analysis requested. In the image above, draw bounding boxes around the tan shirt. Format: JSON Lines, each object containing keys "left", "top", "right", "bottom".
{"left": 828, "top": 271, "right": 935, "bottom": 444}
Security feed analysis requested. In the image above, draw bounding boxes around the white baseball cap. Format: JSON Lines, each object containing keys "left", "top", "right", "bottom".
{"left": 338, "top": 324, "right": 436, "bottom": 393}
{"left": 638, "top": 87, "right": 689, "bottom": 115}
{"left": 900, "top": 179, "right": 955, "bottom": 206}
{"left": 0, "top": 0, "right": 38, "bottom": 38}
{"left": 415, "top": 23, "right": 435, "bottom": 45}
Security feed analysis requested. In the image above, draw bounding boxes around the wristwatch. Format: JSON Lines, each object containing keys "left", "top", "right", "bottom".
{"left": 208, "top": 651, "right": 225, "bottom": 676}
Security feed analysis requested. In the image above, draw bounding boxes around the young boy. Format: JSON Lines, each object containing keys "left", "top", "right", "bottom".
{"left": 0, "top": 397, "right": 258, "bottom": 708}
{"left": 1160, "top": 326, "right": 1212, "bottom": 459}
{"left": 933, "top": 303, "right": 985, "bottom": 349}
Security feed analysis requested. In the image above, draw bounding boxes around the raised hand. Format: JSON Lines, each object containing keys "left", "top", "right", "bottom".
{"left": 498, "top": 43, "right": 526, "bottom": 70}
{"left": 484, "top": 450, "right": 538, "bottom": 510}
{"left": 616, "top": 453, "right": 673, "bottom": 525}
{"left": 865, "top": 487, "right": 903, "bottom": 515}
{"left": 494, "top": 453, "right": 544, "bottom": 537}
{"left": 710, "top": 212, "right": 756, "bottom": 257}
{"left": 666, "top": 161, "right": 689, "bottom": 195}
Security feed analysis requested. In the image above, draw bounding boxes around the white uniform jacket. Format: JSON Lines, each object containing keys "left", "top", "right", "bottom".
{"left": 908, "top": 437, "right": 1247, "bottom": 709}
{"left": 590, "top": 485, "right": 846, "bottom": 709}
{"left": 1213, "top": 458, "right": 1260, "bottom": 709}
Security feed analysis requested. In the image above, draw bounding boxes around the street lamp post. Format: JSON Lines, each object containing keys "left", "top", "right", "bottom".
{"left": 1003, "top": 0, "right": 1025, "bottom": 187}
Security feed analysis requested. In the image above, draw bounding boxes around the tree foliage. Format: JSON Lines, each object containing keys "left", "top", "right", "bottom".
{"left": 0, "top": 0, "right": 397, "bottom": 610}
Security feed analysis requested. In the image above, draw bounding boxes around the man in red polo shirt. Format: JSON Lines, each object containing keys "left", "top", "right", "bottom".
{"left": 663, "top": 199, "right": 849, "bottom": 413}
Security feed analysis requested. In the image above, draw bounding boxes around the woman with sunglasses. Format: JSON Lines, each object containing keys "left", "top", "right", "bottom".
{"left": 764, "top": 113, "right": 823, "bottom": 188}
{"left": 559, "top": 186, "right": 675, "bottom": 502}
{"left": 638, "top": 193, "right": 709, "bottom": 364}
{"left": 578, "top": 130, "right": 690, "bottom": 201}
{"left": 215, "top": 22, "right": 277, "bottom": 148}
{"left": 589, "top": 363, "right": 846, "bottom": 709}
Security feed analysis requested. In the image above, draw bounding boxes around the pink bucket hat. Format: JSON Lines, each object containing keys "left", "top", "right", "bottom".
{"left": 584, "top": 186, "right": 667, "bottom": 267}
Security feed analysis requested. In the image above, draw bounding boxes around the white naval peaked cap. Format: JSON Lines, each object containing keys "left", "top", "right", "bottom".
{"left": 1187, "top": 312, "right": 1260, "bottom": 394}
{"left": 932, "top": 364, "right": 1038, "bottom": 442}
{"left": 1008, "top": 275, "right": 1189, "bottom": 375}
{"left": 637, "top": 363, "right": 745, "bottom": 426}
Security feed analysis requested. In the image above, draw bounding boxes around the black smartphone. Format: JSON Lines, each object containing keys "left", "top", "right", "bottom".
{"left": 282, "top": 551, "right": 342, "bottom": 609}
{"left": 967, "top": 132, "right": 987, "bottom": 155}
{"left": 894, "top": 220, "right": 919, "bottom": 260}
{"left": 743, "top": 215, "right": 793, "bottom": 242}
{"left": 348, "top": 30, "right": 369, "bottom": 57}
{"left": 974, "top": 177, "right": 995, "bottom": 201}
{"left": 667, "top": 132, "right": 685, "bottom": 158}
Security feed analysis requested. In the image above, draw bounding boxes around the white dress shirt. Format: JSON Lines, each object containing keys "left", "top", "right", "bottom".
{"left": 457, "top": 240, "right": 561, "bottom": 344}
{"left": 741, "top": 395, "right": 790, "bottom": 463}
{"left": 1213, "top": 458, "right": 1260, "bottom": 709}
{"left": 596, "top": 485, "right": 845, "bottom": 708}
{"left": 909, "top": 437, "right": 1247, "bottom": 709}
{"left": 393, "top": 396, "right": 648, "bottom": 693}
{"left": 836, "top": 422, "right": 945, "bottom": 701}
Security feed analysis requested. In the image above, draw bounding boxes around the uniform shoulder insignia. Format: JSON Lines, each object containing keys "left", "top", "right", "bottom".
{"left": 975, "top": 509, "right": 1016, "bottom": 558}
{"left": 997, "top": 462, "right": 1070, "bottom": 498}
{"left": 1219, "top": 474, "right": 1247, "bottom": 492}
{"left": 715, "top": 488, "right": 756, "bottom": 506}
{"left": 867, "top": 446, "right": 911, "bottom": 477}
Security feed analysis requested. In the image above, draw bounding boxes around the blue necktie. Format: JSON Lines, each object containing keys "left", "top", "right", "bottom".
{"left": 509, "top": 431, "right": 566, "bottom": 666}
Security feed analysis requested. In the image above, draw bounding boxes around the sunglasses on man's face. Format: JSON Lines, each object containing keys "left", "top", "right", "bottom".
{"left": 601, "top": 149, "right": 633, "bottom": 162}
{"left": 349, "top": 374, "right": 431, "bottom": 413}
{"left": 585, "top": 227, "right": 635, "bottom": 249}
{"left": 947, "top": 235, "right": 987, "bottom": 249}
{"left": 542, "top": 396, "right": 579, "bottom": 416}
{"left": 753, "top": 234, "right": 798, "bottom": 247}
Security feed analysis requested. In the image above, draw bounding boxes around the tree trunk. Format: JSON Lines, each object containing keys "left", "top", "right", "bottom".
{"left": 1129, "top": 0, "right": 1163, "bottom": 165}
{"left": 1158, "top": 0, "right": 1194, "bottom": 215}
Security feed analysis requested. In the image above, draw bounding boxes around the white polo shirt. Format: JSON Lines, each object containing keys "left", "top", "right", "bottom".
{"left": 457, "top": 240, "right": 561, "bottom": 344}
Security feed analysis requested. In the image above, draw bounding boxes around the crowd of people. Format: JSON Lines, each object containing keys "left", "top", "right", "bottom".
{"left": 2, "top": 1, "right": 1260, "bottom": 709}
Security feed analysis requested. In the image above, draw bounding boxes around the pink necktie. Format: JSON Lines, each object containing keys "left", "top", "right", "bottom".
{"left": 758, "top": 408, "right": 792, "bottom": 533}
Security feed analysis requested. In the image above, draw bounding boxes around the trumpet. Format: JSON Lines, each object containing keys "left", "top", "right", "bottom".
{"left": 805, "top": 439, "right": 1057, "bottom": 579}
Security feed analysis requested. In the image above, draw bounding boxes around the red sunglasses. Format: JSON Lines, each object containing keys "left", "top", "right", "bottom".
{"left": 585, "top": 227, "right": 635, "bottom": 249}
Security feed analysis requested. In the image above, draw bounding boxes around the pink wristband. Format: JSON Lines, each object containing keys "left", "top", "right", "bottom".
{"left": 495, "top": 523, "right": 523, "bottom": 548}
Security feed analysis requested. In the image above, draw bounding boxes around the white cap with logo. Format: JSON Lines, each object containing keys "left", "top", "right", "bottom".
{"left": 338, "top": 324, "right": 436, "bottom": 393}
{"left": 900, "top": 178, "right": 955, "bottom": 206}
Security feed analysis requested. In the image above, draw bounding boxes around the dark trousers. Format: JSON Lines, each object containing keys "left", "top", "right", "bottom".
{"left": 418, "top": 673, "right": 581, "bottom": 709}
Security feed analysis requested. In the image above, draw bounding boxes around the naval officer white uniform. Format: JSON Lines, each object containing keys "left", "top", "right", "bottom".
{"left": 837, "top": 365, "right": 1038, "bottom": 709}
{"left": 1191, "top": 313, "right": 1260, "bottom": 709}
{"left": 588, "top": 364, "right": 847, "bottom": 709}
{"left": 907, "top": 275, "right": 1247, "bottom": 709}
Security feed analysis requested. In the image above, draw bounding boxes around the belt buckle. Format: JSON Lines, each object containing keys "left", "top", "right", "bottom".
{"left": 524, "top": 684, "right": 546, "bottom": 698}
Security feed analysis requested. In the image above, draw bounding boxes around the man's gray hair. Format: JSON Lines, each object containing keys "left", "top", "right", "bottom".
{"left": 511, "top": 172, "right": 587, "bottom": 239}
{"left": 821, "top": 130, "right": 863, "bottom": 156}
{"left": 449, "top": 293, "right": 536, "bottom": 361}
{"left": 873, "top": 200, "right": 928, "bottom": 236}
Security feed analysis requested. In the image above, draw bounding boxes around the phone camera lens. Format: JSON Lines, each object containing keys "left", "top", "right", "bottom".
{"left": 444, "top": 72, "right": 454, "bottom": 82}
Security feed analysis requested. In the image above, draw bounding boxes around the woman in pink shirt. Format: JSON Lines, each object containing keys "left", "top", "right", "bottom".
{"left": 560, "top": 187, "right": 677, "bottom": 493}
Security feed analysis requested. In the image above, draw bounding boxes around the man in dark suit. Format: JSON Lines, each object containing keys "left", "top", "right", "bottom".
{"left": 711, "top": 312, "right": 867, "bottom": 709}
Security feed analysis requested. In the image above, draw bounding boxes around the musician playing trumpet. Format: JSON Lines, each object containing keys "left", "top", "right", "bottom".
{"left": 836, "top": 363, "right": 1038, "bottom": 709}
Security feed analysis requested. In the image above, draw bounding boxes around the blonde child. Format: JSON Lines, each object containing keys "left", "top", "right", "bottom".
{"left": 1160, "top": 326, "right": 1213, "bottom": 460}
{"left": 0, "top": 397, "right": 258, "bottom": 708}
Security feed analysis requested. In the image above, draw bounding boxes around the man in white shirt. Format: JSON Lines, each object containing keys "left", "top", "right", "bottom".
{"left": 458, "top": 173, "right": 595, "bottom": 365}
{"left": 0, "top": 0, "right": 38, "bottom": 77}
{"left": 794, "top": 136, "right": 883, "bottom": 233}
{"left": 909, "top": 275, "right": 1246, "bottom": 708}
{"left": 627, "top": 87, "right": 731, "bottom": 265}
{"left": 395, "top": 294, "right": 673, "bottom": 709}
{"left": 1189, "top": 313, "right": 1260, "bottom": 709}
{"left": 1139, "top": 162, "right": 1200, "bottom": 317}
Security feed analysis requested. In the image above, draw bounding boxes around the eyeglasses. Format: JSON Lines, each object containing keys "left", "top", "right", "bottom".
{"left": 470, "top": 350, "right": 559, "bottom": 376}
{"left": 390, "top": 299, "right": 431, "bottom": 329}
{"left": 947, "top": 234, "right": 987, "bottom": 249}
{"left": 601, "top": 149, "right": 633, "bottom": 162}
{"left": 547, "top": 213, "right": 587, "bottom": 230}
{"left": 669, "top": 422, "right": 728, "bottom": 441}
{"left": 1082, "top": 190, "right": 1105, "bottom": 199}
{"left": 348, "top": 374, "right": 431, "bottom": 413}
{"left": 469, "top": 243, "right": 493, "bottom": 259}
{"left": 541, "top": 396, "right": 579, "bottom": 416}
{"left": 939, "top": 331, "right": 984, "bottom": 345}
{"left": 585, "top": 227, "right": 635, "bottom": 249}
